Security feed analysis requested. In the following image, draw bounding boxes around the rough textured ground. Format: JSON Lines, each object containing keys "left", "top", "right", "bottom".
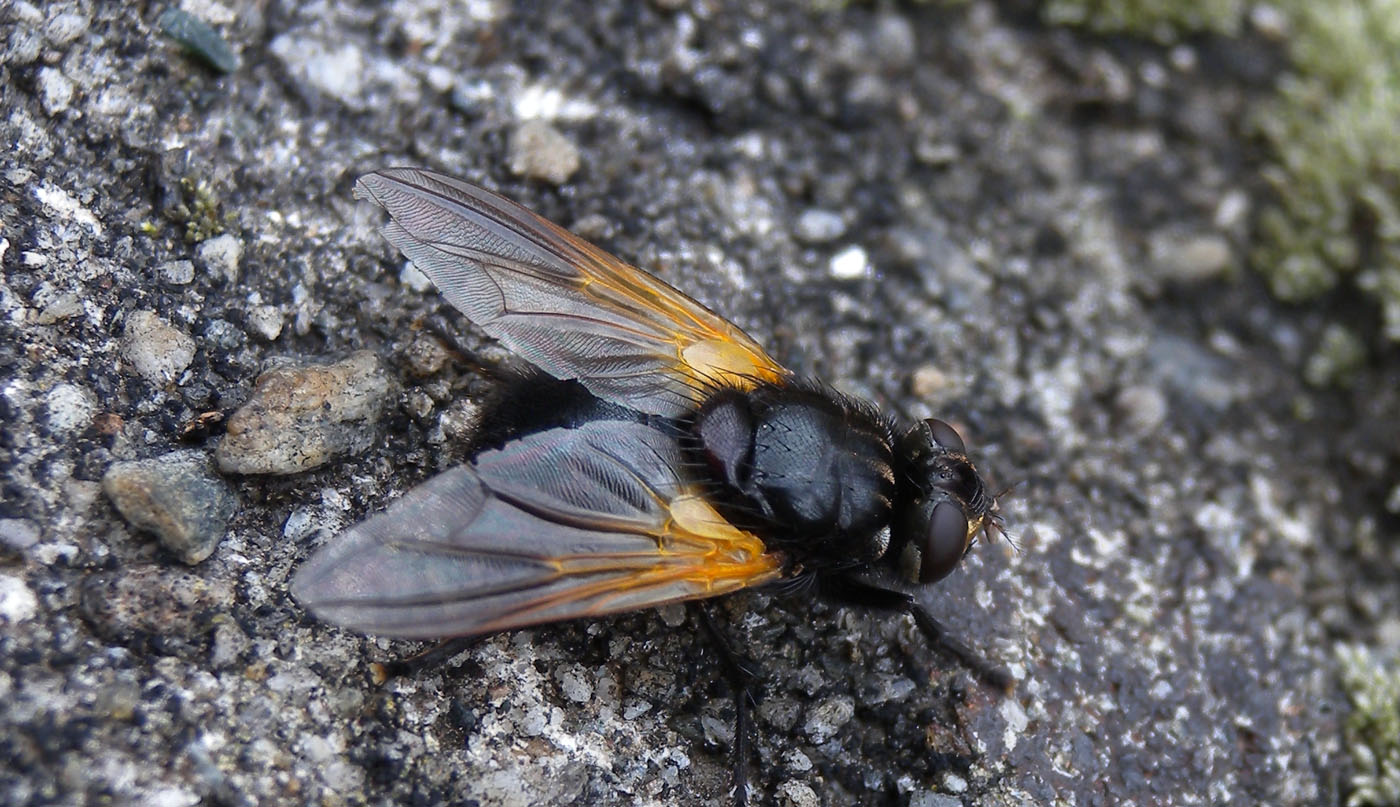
{"left": 3, "top": 1, "right": 1398, "bottom": 805}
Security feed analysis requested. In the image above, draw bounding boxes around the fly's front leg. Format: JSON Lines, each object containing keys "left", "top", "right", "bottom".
{"left": 822, "top": 575, "right": 1013, "bottom": 692}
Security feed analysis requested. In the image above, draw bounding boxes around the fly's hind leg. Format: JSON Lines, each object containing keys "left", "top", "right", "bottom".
{"left": 370, "top": 635, "right": 484, "bottom": 684}
{"left": 690, "top": 602, "right": 760, "bottom": 807}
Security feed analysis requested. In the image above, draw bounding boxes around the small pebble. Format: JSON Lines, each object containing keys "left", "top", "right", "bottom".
{"left": 860, "top": 673, "right": 916, "bottom": 705}
{"left": 0, "top": 519, "right": 41, "bottom": 551}
{"left": 404, "top": 333, "right": 450, "bottom": 376}
{"left": 569, "top": 213, "right": 613, "bottom": 242}
{"left": 775, "top": 780, "right": 820, "bottom": 807}
{"left": 157, "top": 7, "right": 240, "bottom": 73}
{"left": 700, "top": 715, "right": 732, "bottom": 747}
{"left": 828, "top": 245, "right": 869, "bottom": 280}
{"left": 269, "top": 36, "right": 367, "bottom": 109}
{"left": 1148, "top": 333, "right": 1240, "bottom": 411}
{"left": 909, "top": 364, "right": 956, "bottom": 400}
{"left": 215, "top": 351, "right": 394, "bottom": 475}
{"left": 872, "top": 14, "right": 917, "bottom": 69}
{"left": 794, "top": 209, "right": 846, "bottom": 244}
{"left": 44, "top": 10, "right": 88, "bottom": 45}
{"left": 843, "top": 73, "right": 892, "bottom": 116}
{"left": 915, "top": 139, "right": 960, "bottom": 167}
{"left": 197, "top": 233, "right": 242, "bottom": 283}
{"left": 7, "top": 26, "right": 42, "bottom": 65}
{"left": 782, "top": 749, "right": 812, "bottom": 772}
{"left": 1250, "top": 4, "right": 1290, "bottom": 40}
{"left": 45, "top": 382, "right": 96, "bottom": 436}
{"left": 802, "top": 695, "right": 855, "bottom": 743}
{"left": 509, "top": 120, "right": 581, "bottom": 185}
{"left": 1148, "top": 229, "right": 1233, "bottom": 284}
{"left": 1115, "top": 384, "right": 1168, "bottom": 435}
{"left": 246, "top": 304, "right": 283, "bottom": 341}
{"left": 1169, "top": 44, "right": 1197, "bottom": 72}
{"left": 36, "top": 293, "right": 81, "bottom": 324}
{"left": 94, "top": 678, "right": 141, "bottom": 721}
{"left": 556, "top": 665, "right": 594, "bottom": 704}
{"left": 942, "top": 773, "right": 968, "bottom": 794}
{"left": 102, "top": 449, "right": 238, "bottom": 564}
{"left": 202, "top": 318, "right": 244, "bottom": 350}
{"left": 423, "top": 64, "right": 455, "bottom": 93}
{"left": 122, "top": 310, "right": 196, "bottom": 386}
{"left": 657, "top": 603, "right": 687, "bottom": 627}
{"left": 157, "top": 259, "right": 195, "bottom": 285}
{"left": 0, "top": 575, "right": 38, "bottom": 624}
{"left": 1213, "top": 189, "right": 1250, "bottom": 232}
{"left": 37, "top": 67, "right": 74, "bottom": 115}
{"left": 400, "top": 261, "right": 433, "bottom": 293}
{"left": 209, "top": 616, "right": 250, "bottom": 668}
{"left": 450, "top": 78, "right": 495, "bottom": 116}
{"left": 909, "top": 794, "right": 962, "bottom": 807}
{"left": 402, "top": 389, "right": 436, "bottom": 422}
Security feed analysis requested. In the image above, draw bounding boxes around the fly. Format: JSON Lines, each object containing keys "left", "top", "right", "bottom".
{"left": 291, "top": 168, "right": 1010, "bottom": 805}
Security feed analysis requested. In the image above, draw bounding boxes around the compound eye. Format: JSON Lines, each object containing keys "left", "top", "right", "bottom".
{"left": 925, "top": 419, "right": 966, "bottom": 453}
{"left": 919, "top": 500, "right": 970, "bottom": 583}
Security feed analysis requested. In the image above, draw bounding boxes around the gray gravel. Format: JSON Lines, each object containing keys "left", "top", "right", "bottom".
{"left": 3, "top": 1, "right": 1398, "bottom": 806}
{"left": 102, "top": 449, "right": 237, "bottom": 564}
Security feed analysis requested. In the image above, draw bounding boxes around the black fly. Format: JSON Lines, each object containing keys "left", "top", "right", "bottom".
{"left": 292, "top": 168, "right": 1009, "bottom": 804}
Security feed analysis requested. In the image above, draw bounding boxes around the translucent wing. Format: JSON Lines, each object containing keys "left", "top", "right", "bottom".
{"left": 354, "top": 168, "right": 790, "bottom": 418}
{"left": 290, "top": 421, "right": 783, "bottom": 638}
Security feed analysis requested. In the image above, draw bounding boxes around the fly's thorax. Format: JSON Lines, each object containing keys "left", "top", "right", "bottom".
{"left": 688, "top": 381, "right": 897, "bottom": 566}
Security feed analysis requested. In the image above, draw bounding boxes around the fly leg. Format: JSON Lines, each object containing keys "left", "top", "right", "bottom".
{"left": 822, "top": 575, "right": 1013, "bottom": 692}
{"left": 420, "top": 313, "right": 510, "bottom": 380}
{"left": 691, "top": 602, "right": 759, "bottom": 807}
{"left": 371, "top": 635, "right": 483, "bottom": 684}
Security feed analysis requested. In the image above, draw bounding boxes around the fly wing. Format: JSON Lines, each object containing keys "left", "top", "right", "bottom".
{"left": 353, "top": 168, "right": 790, "bottom": 418}
{"left": 290, "top": 420, "right": 783, "bottom": 638}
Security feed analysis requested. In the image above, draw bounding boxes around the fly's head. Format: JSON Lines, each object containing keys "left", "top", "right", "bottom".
{"left": 890, "top": 419, "right": 1000, "bottom": 584}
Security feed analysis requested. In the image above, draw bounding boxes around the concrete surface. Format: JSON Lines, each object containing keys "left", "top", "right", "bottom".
{"left": 3, "top": 1, "right": 1398, "bottom": 805}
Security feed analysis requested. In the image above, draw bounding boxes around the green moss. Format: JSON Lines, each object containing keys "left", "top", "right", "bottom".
{"left": 1040, "top": 1, "right": 1400, "bottom": 347}
{"left": 1337, "top": 644, "right": 1400, "bottom": 807}
{"left": 1041, "top": 0, "right": 1246, "bottom": 41}
{"left": 1252, "top": 0, "right": 1400, "bottom": 343}
{"left": 165, "top": 176, "right": 230, "bottom": 243}
{"left": 1304, "top": 324, "right": 1367, "bottom": 388}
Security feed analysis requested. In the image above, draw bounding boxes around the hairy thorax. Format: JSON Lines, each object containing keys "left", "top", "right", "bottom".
{"left": 689, "top": 383, "right": 897, "bottom": 567}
